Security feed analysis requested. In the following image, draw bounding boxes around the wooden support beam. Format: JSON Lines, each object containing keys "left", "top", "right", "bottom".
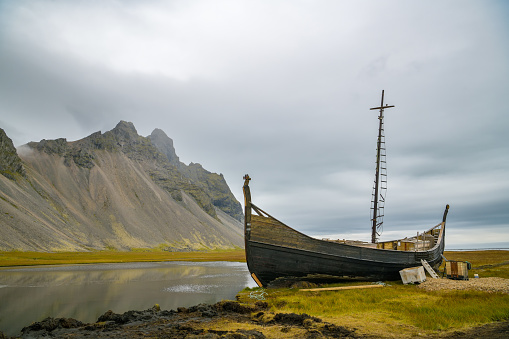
{"left": 251, "top": 273, "right": 263, "bottom": 288}
{"left": 300, "top": 284, "right": 384, "bottom": 292}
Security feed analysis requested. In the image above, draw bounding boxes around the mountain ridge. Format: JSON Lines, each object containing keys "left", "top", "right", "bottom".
{"left": 0, "top": 121, "right": 243, "bottom": 252}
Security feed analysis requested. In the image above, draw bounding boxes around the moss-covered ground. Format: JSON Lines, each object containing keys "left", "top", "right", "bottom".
{"left": 234, "top": 250, "right": 509, "bottom": 337}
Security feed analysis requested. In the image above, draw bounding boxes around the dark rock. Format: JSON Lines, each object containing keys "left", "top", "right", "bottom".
{"left": 149, "top": 128, "right": 181, "bottom": 167}
{"left": 188, "top": 303, "right": 219, "bottom": 317}
{"left": 0, "top": 128, "right": 26, "bottom": 179}
{"left": 21, "top": 317, "right": 84, "bottom": 334}
{"left": 111, "top": 121, "right": 139, "bottom": 141}
{"left": 97, "top": 305, "right": 174, "bottom": 325}
{"left": 188, "top": 333, "right": 220, "bottom": 339}
{"left": 97, "top": 310, "right": 124, "bottom": 323}
{"left": 268, "top": 274, "right": 352, "bottom": 289}
{"left": 179, "top": 162, "right": 243, "bottom": 221}
{"left": 272, "top": 313, "right": 322, "bottom": 326}
{"left": 29, "top": 138, "right": 68, "bottom": 156}
{"left": 228, "top": 329, "right": 266, "bottom": 338}
{"left": 306, "top": 329, "right": 324, "bottom": 339}
{"left": 64, "top": 148, "right": 95, "bottom": 168}
{"left": 84, "top": 321, "right": 119, "bottom": 331}
{"left": 177, "top": 306, "right": 189, "bottom": 313}
{"left": 321, "top": 323, "right": 356, "bottom": 337}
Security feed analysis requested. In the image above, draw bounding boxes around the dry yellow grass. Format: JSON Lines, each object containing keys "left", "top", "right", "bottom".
{"left": 2, "top": 249, "right": 508, "bottom": 338}
{"left": 0, "top": 249, "right": 246, "bottom": 267}
{"left": 443, "top": 250, "right": 509, "bottom": 267}
{"left": 442, "top": 250, "right": 509, "bottom": 279}
{"left": 194, "top": 318, "right": 310, "bottom": 339}
{"left": 235, "top": 283, "right": 509, "bottom": 338}
{"left": 234, "top": 250, "right": 509, "bottom": 338}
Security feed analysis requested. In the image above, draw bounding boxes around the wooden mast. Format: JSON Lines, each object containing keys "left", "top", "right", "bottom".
{"left": 369, "top": 90, "right": 394, "bottom": 243}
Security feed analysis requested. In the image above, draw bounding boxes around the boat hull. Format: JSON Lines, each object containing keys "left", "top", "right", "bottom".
{"left": 244, "top": 212, "right": 446, "bottom": 287}
{"left": 242, "top": 175, "right": 447, "bottom": 287}
{"left": 247, "top": 238, "right": 443, "bottom": 286}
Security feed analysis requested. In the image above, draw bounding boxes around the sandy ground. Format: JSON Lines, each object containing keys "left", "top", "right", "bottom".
{"left": 417, "top": 277, "right": 509, "bottom": 294}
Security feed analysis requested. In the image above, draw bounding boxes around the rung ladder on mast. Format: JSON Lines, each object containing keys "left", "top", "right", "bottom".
{"left": 369, "top": 90, "right": 394, "bottom": 244}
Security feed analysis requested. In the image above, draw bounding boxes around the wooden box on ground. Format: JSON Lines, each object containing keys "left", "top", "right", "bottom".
{"left": 445, "top": 261, "right": 469, "bottom": 280}
{"left": 399, "top": 266, "right": 426, "bottom": 284}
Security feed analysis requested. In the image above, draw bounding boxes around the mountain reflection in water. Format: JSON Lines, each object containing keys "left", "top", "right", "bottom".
{"left": 0, "top": 261, "right": 257, "bottom": 337}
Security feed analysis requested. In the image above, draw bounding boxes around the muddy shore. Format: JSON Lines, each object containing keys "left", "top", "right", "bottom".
{"left": 3, "top": 300, "right": 358, "bottom": 339}
{"left": 3, "top": 299, "right": 508, "bottom": 339}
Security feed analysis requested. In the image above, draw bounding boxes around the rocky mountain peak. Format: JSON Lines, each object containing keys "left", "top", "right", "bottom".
{"left": 110, "top": 121, "right": 139, "bottom": 143}
{"left": 15, "top": 121, "right": 242, "bottom": 221}
{"left": 0, "top": 128, "right": 26, "bottom": 179}
{"left": 148, "top": 128, "right": 180, "bottom": 166}
{"left": 0, "top": 123, "right": 244, "bottom": 251}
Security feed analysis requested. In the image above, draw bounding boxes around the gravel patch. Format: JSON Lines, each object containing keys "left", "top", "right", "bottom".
{"left": 417, "top": 277, "right": 509, "bottom": 294}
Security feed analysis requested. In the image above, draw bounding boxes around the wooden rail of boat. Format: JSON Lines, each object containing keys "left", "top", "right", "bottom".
{"left": 248, "top": 205, "right": 446, "bottom": 259}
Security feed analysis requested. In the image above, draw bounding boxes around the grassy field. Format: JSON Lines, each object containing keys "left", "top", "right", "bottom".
{"left": 241, "top": 282, "right": 509, "bottom": 337}
{"left": 0, "top": 248, "right": 246, "bottom": 267}
{"left": 235, "top": 250, "right": 509, "bottom": 338}
{"left": 443, "top": 250, "right": 509, "bottom": 279}
{"left": 1, "top": 248, "right": 507, "bottom": 337}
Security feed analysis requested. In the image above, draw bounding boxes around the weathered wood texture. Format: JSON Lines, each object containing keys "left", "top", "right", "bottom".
{"left": 300, "top": 284, "right": 384, "bottom": 292}
{"left": 245, "top": 214, "right": 446, "bottom": 287}
{"left": 242, "top": 175, "right": 448, "bottom": 287}
{"left": 445, "top": 261, "right": 469, "bottom": 280}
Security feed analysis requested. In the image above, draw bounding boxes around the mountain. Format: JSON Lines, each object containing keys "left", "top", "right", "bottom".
{"left": 0, "top": 122, "right": 244, "bottom": 251}
{"left": 0, "top": 128, "right": 26, "bottom": 179}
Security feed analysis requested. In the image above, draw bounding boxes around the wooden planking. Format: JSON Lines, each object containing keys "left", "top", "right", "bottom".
{"left": 421, "top": 259, "right": 439, "bottom": 279}
{"left": 300, "top": 284, "right": 384, "bottom": 292}
{"left": 247, "top": 240, "right": 405, "bottom": 285}
{"left": 246, "top": 214, "right": 445, "bottom": 287}
{"left": 445, "top": 261, "right": 469, "bottom": 280}
{"left": 250, "top": 215, "right": 421, "bottom": 265}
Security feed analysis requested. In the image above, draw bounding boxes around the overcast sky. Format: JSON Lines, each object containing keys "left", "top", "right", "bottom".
{"left": 1, "top": 0, "right": 508, "bottom": 248}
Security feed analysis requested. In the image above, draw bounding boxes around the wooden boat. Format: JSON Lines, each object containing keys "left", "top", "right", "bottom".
{"left": 242, "top": 91, "right": 449, "bottom": 287}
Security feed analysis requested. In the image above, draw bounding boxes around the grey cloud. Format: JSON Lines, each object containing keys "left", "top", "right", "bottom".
{"left": 0, "top": 0, "right": 508, "bottom": 247}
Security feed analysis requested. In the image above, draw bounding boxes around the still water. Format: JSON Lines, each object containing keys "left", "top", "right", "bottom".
{"left": 0, "top": 261, "right": 257, "bottom": 336}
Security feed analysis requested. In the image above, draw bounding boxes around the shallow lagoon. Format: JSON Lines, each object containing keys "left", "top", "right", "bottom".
{"left": 0, "top": 261, "right": 257, "bottom": 336}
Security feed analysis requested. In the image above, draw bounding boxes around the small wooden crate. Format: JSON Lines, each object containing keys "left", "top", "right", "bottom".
{"left": 445, "top": 261, "right": 469, "bottom": 280}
